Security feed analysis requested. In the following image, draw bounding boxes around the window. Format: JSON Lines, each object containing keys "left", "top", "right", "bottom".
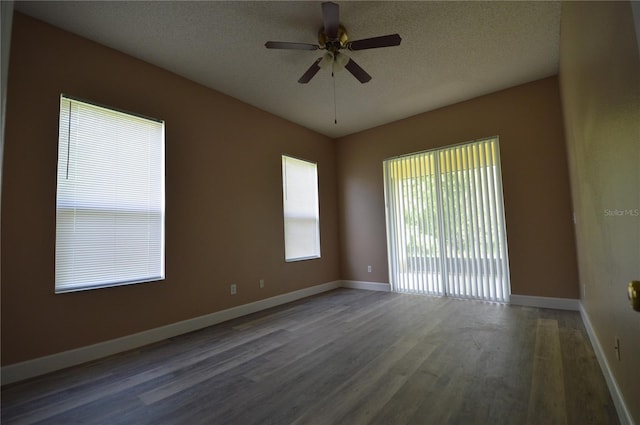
{"left": 383, "top": 137, "right": 510, "bottom": 302}
{"left": 282, "top": 155, "right": 321, "bottom": 261}
{"left": 55, "top": 95, "right": 165, "bottom": 293}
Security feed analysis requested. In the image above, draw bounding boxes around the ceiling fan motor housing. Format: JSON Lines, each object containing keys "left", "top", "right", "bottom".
{"left": 318, "top": 25, "right": 348, "bottom": 52}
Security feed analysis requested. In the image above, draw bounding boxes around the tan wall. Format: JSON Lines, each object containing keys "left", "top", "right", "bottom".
{"left": 559, "top": 2, "right": 640, "bottom": 423}
{"left": 1, "top": 13, "right": 339, "bottom": 366}
{"left": 337, "top": 77, "right": 579, "bottom": 300}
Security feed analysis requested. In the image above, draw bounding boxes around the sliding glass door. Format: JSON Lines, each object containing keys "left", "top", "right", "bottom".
{"left": 383, "top": 137, "right": 510, "bottom": 302}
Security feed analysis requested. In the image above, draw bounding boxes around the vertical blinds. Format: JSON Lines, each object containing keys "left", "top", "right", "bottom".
{"left": 282, "top": 155, "right": 321, "bottom": 261}
{"left": 55, "top": 95, "right": 165, "bottom": 293}
{"left": 383, "top": 137, "right": 510, "bottom": 302}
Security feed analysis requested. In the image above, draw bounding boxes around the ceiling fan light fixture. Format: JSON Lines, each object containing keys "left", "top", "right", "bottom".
{"left": 333, "top": 52, "right": 350, "bottom": 71}
{"left": 318, "top": 52, "right": 334, "bottom": 70}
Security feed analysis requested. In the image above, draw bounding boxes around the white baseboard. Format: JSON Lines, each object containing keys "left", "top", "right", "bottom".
{"left": 1, "top": 280, "right": 341, "bottom": 386}
{"left": 1, "top": 282, "right": 601, "bottom": 393}
{"left": 340, "top": 280, "right": 391, "bottom": 292}
{"left": 509, "top": 294, "right": 580, "bottom": 311}
{"left": 579, "top": 304, "right": 634, "bottom": 425}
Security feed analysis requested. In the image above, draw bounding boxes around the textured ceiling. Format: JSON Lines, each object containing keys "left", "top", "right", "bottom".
{"left": 15, "top": 1, "right": 561, "bottom": 138}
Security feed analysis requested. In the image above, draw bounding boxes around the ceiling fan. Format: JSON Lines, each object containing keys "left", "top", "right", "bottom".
{"left": 265, "top": 1, "right": 402, "bottom": 84}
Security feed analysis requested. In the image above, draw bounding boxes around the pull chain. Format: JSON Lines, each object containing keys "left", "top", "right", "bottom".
{"left": 332, "top": 67, "right": 337, "bottom": 125}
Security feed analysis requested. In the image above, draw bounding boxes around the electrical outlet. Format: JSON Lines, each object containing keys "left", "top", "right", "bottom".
{"left": 614, "top": 337, "right": 621, "bottom": 361}
{"left": 367, "top": 265, "right": 372, "bottom": 273}
{"left": 230, "top": 284, "right": 237, "bottom": 295}
{"left": 259, "top": 279, "right": 264, "bottom": 288}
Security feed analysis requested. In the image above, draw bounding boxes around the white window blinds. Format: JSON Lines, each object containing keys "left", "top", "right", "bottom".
{"left": 55, "top": 95, "right": 165, "bottom": 293}
{"left": 282, "top": 155, "right": 321, "bottom": 261}
{"left": 383, "top": 137, "right": 510, "bottom": 302}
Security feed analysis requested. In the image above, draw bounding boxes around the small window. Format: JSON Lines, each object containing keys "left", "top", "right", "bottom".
{"left": 55, "top": 95, "right": 165, "bottom": 293}
{"left": 282, "top": 155, "right": 321, "bottom": 261}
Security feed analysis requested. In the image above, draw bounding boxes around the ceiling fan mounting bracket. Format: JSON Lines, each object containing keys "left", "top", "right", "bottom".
{"left": 318, "top": 25, "right": 348, "bottom": 53}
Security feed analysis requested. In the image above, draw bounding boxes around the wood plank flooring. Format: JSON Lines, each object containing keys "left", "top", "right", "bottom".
{"left": 1, "top": 289, "right": 619, "bottom": 425}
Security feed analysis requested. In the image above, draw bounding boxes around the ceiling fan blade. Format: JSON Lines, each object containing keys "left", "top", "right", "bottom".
{"left": 322, "top": 2, "right": 340, "bottom": 39}
{"left": 265, "top": 41, "right": 319, "bottom": 50}
{"left": 344, "top": 58, "right": 372, "bottom": 83}
{"left": 298, "top": 58, "right": 323, "bottom": 84}
{"left": 347, "top": 34, "right": 402, "bottom": 51}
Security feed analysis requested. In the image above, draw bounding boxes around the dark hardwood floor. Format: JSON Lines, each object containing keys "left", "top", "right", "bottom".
{"left": 1, "top": 289, "right": 619, "bottom": 425}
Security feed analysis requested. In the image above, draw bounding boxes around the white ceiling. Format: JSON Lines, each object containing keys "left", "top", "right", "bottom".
{"left": 15, "top": 1, "right": 561, "bottom": 138}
